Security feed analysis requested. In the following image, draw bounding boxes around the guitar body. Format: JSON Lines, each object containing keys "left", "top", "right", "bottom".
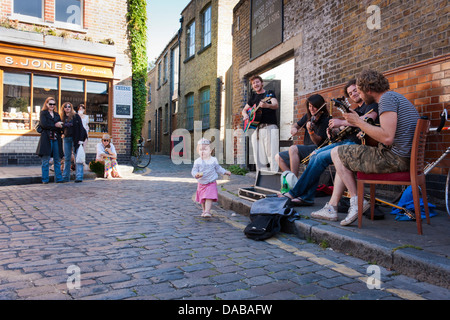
{"left": 243, "top": 96, "right": 272, "bottom": 133}
{"left": 244, "top": 105, "right": 263, "bottom": 132}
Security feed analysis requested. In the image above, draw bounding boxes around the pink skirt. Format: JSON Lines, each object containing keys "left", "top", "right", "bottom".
{"left": 195, "top": 181, "right": 218, "bottom": 204}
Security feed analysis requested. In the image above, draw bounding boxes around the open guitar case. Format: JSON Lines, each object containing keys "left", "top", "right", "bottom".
{"left": 238, "top": 170, "right": 282, "bottom": 201}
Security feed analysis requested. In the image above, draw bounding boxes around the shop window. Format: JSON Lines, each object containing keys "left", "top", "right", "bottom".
{"left": 13, "top": 0, "right": 43, "bottom": 19}
{"left": 200, "top": 87, "right": 210, "bottom": 129}
{"left": 1, "top": 71, "right": 110, "bottom": 135}
{"left": 2, "top": 72, "right": 32, "bottom": 131}
{"left": 55, "top": 0, "right": 83, "bottom": 27}
{"left": 33, "top": 75, "right": 59, "bottom": 113}
{"left": 61, "top": 78, "right": 84, "bottom": 110}
{"left": 87, "top": 81, "right": 109, "bottom": 133}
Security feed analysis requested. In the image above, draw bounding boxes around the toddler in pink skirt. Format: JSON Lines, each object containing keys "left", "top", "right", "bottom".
{"left": 192, "top": 138, "right": 231, "bottom": 217}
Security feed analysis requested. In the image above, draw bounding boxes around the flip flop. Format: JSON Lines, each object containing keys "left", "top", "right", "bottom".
{"left": 277, "top": 192, "right": 313, "bottom": 206}
{"left": 202, "top": 211, "right": 212, "bottom": 218}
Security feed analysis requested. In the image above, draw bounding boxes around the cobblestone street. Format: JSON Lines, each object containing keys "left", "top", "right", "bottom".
{"left": 0, "top": 157, "right": 449, "bottom": 301}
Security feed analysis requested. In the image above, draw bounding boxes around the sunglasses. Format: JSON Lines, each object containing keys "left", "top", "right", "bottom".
{"left": 48, "top": 103, "right": 56, "bottom": 106}
{"left": 64, "top": 105, "right": 71, "bottom": 108}
{"left": 103, "top": 139, "right": 110, "bottom": 142}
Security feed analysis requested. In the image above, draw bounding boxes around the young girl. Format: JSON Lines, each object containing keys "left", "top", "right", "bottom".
{"left": 192, "top": 138, "right": 231, "bottom": 218}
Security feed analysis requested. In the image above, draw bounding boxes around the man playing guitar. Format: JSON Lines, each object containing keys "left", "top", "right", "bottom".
{"left": 242, "top": 75, "right": 279, "bottom": 173}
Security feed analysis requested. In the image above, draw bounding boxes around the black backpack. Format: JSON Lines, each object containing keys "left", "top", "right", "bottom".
{"left": 244, "top": 196, "right": 298, "bottom": 241}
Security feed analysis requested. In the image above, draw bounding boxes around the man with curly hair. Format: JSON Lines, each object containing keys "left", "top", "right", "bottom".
{"left": 330, "top": 69, "right": 420, "bottom": 226}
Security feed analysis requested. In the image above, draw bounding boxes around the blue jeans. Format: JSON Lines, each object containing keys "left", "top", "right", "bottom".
{"left": 42, "top": 139, "right": 62, "bottom": 183}
{"left": 63, "top": 137, "right": 84, "bottom": 181}
{"left": 289, "top": 140, "right": 356, "bottom": 203}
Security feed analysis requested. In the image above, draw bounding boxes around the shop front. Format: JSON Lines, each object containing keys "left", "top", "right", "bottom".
{"left": 0, "top": 42, "right": 116, "bottom": 165}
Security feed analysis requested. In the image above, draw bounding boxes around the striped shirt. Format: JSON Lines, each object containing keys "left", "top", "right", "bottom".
{"left": 379, "top": 91, "right": 420, "bottom": 158}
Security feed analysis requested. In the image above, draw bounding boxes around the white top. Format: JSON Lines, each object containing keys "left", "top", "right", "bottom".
{"left": 96, "top": 142, "right": 117, "bottom": 160}
{"left": 191, "top": 156, "right": 227, "bottom": 185}
{"left": 80, "top": 114, "right": 89, "bottom": 133}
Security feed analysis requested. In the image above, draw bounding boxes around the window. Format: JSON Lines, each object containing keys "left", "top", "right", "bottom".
{"left": 202, "top": 6, "right": 211, "bottom": 48}
{"left": 186, "top": 93, "right": 194, "bottom": 131}
{"left": 148, "top": 84, "right": 152, "bottom": 102}
{"left": 157, "top": 62, "right": 162, "bottom": 87}
{"left": 200, "top": 87, "right": 210, "bottom": 129}
{"left": 170, "top": 46, "right": 179, "bottom": 97}
{"left": 2, "top": 72, "right": 32, "bottom": 131}
{"left": 147, "top": 120, "right": 152, "bottom": 141}
{"left": 61, "top": 78, "right": 84, "bottom": 109}
{"left": 163, "top": 54, "right": 168, "bottom": 83}
{"left": 1, "top": 71, "right": 110, "bottom": 134}
{"left": 186, "top": 21, "right": 196, "bottom": 58}
{"left": 13, "top": 0, "right": 43, "bottom": 19}
{"left": 55, "top": 0, "right": 83, "bottom": 27}
{"left": 87, "top": 81, "right": 109, "bottom": 133}
{"left": 33, "top": 75, "right": 59, "bottom": 114}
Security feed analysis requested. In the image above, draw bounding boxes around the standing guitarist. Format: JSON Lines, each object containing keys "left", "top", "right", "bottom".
{"left": 242, "top": 75, "right": 279, "bottom": 173}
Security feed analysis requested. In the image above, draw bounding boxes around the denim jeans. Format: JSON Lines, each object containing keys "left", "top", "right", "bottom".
{"left": 63, "top": 137, "right": 84, "bottom": 181}
{"left": 41, "top": 139, "right": 62, "bottom": 183}
{"left": 289, "top": 140, "right": 356, "bottom": 203}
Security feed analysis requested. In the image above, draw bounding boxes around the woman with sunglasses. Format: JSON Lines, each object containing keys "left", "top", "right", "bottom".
{"left": 96, "top": 133, "right": 122, "bottom": 179}
{"left": 61, "top": 102, "right": 88, "bottom": 183}
{"left": 36, "top": 97, "right": 64, "bottom": 184}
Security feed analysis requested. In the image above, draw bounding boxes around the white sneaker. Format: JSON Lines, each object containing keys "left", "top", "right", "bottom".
{"left": 311, "top": 202, "right": 338, "bottom": 221}
{"left": 340, "top": 197, "right": 370, "bottom": 226}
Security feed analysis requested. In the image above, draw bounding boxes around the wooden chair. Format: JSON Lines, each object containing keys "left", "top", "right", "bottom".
{"left": 356, "top": 118, "right": 431, "bottom": 235}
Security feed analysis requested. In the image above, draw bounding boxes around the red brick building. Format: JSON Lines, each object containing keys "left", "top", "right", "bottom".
{"left": 0, "top": 0, "right": 132, "bottom": 165}
{"left": 231, "top": 0, "right": 449, "bottom": 204}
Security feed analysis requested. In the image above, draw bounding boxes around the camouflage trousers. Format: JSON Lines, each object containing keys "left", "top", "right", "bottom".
{"left": 337, "top": 144, "right": 410, "bottom": 173}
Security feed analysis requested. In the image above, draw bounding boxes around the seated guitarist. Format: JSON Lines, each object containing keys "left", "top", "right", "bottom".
{"left": 275, "top": 94, "right": 330, "bottom": 178}
{"left": 242, "top": 75, "right": 279, "bottom": 173}
{"left": 281, "top": 78, "right": 379, "bottom": 209}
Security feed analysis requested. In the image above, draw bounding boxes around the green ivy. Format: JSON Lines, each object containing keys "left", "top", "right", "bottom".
{"left": 127, "top": 0, "right": 148, "bottom": 153}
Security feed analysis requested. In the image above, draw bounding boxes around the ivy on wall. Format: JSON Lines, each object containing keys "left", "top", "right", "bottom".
{"left": 127, "top": 0, "right": 148, "bottom": 153}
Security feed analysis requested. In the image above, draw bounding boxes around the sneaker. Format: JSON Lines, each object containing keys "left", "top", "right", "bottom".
{"left": 311, "top": 202, "right": 338, "bottom": 221}
{"left": 340, "top": 197, "right": 370, "bottom": 226}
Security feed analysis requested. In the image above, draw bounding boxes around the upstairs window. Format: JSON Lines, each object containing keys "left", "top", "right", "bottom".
{"left": 13, "top": 0, "right": 43, "bottom": 19}
{"left": 55, "top": 0, "right": 83, "bottom": 27}
{"left": 186, "top": 21, "right": 196, "bottom": 58}
{"left": 202, "top": 5, "right": 211, "bottom": 48}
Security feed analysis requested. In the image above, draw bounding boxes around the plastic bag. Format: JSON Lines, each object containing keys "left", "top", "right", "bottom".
{"left": 76, "top": 145, "right": 86, "bottom": 164}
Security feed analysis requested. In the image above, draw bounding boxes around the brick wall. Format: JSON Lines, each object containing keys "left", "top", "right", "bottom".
{"left": 0, "top": 0, "right": 132, "bottom": 162}
{"left": 231, "top": 0, "right": 449, "bottom": 206}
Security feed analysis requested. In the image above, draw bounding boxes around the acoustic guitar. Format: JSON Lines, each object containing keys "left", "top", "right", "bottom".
{"left": 332, "top": 98, "right": 378, "bottom": 146}
{"left": 243, "top": 95, "right": 273, "bottom": 132}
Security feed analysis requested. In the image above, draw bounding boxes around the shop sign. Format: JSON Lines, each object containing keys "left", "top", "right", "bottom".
{"left": 0, "top": 54, "right": 113, "bottom": 78}
{"left": 114, "top": 85, "right": 133, "bottom": 119}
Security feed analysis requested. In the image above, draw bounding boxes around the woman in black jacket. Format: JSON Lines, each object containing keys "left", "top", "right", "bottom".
{"left": 36, "top": 97, "right": 64, "bottom": 184}
{"left": 61, "top": 102, "right": 88, "bottom": 183}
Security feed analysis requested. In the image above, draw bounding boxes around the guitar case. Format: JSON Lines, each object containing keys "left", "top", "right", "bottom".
{"left": 238, "top": 170, "right": 281, "bottom": 202}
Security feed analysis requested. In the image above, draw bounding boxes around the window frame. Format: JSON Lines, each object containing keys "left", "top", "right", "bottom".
{"left": 186, "top": 20, "right": 196, "bottom": 59}
{"left": 185, "top": 93, "right": 194, "bottom": 131}
{"left": 200, "top": 87, "right": 210, "bottom": 129}
{"left": 201, "top": 5, "right": 212, "bottom": 49}
{"left": 54, "top": 0, "right": 84, "bottom": 30}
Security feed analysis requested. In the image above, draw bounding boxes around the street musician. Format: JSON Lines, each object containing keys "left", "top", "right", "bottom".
{"left": 280, "top": 79, "right": 378, "bottom": 208}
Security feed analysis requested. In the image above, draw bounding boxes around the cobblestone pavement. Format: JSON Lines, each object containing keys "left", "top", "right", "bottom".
{"left": 0, "top": 156, "right": 449, "bottom": 300}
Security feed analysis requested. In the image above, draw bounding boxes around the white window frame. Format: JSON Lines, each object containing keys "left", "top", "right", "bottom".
{"left": 202, "top": 5, "right": 211, "bottom": 48}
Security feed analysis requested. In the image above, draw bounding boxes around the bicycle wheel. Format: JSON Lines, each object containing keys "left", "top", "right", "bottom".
{"left": 132, "top": 147, "right": 151, "bottom": 169}
{"left": 446, "top": 170, "right": 450, "bottom": 216}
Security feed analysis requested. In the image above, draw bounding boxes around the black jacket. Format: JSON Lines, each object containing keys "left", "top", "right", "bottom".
{"left": 69, "top": 113, "right": 88, "bottom": 153}
{"left": 36, "top": 110, "right": 64, "bottom": 158}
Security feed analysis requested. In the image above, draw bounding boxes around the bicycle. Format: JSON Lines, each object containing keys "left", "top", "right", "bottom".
{"left": 131, "top": 136, "right": 151, "bottom": 169}
{"left": 424, "top": 109, "right": 450, "bottom": 216}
